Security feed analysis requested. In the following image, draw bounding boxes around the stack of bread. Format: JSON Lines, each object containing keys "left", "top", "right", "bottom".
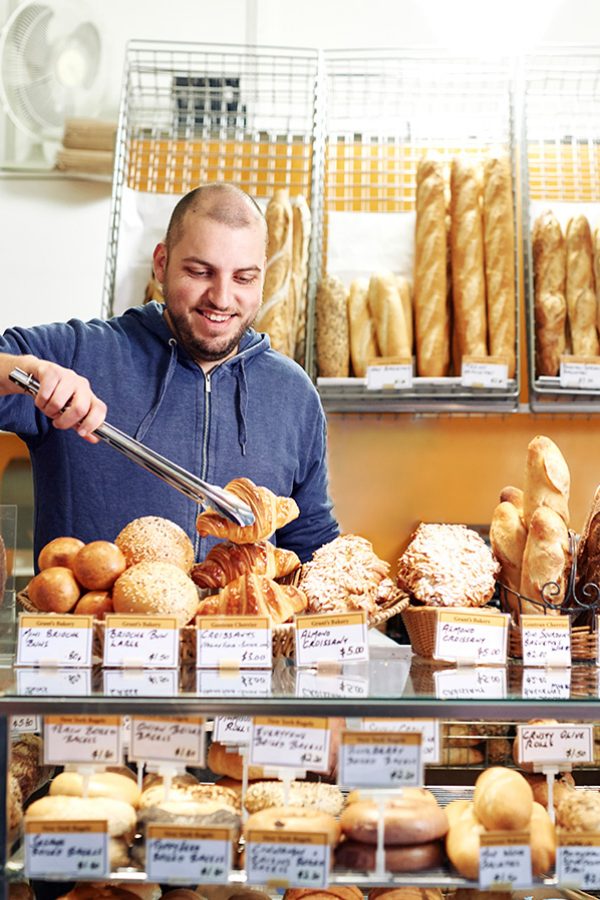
{"left": 8, "top": 733, "right": 53, "bottom": 840}
{"left": 441, "top": 722, "right": 513, "bottom": 768}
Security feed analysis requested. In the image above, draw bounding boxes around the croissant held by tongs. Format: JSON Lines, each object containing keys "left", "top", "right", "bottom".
{"left": 195, "top": 477, "right": 299, "bottom": 544}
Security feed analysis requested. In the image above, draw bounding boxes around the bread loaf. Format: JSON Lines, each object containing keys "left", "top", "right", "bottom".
{"left": 519, "top": 507, "right": 570, "bottom": 614}
{"left": 255, "top": 189, "right": 293, "bottom": 355}
{"left": 482, "top": 156, "right": 516, "bottom": 376}
{"left": 414, "top": 158, "right": 450, "bottom": 376}
{"left": 368, "top": 272, "right": 411, "bottom": 358}
{"left": 489, "top": 500, "right": 527, "bottom": 594}
{"left": 523, "top": 435, "right": 570, "bottom": 527}
{"left": 473, "top": 766, "right": 533, "bottom": 831}
{"left": 532, "top": 211, "right": 567, "bottom": 376}
{"left": 576, "top": 484, "right": 600, "bottom": 593}
{"left": 397, "top": 276, "right": 414, "bottom": 356}
{"left": 450, "top": 159, "right": 487, "bottom": 360}
{"left": 348, "top": 277, "right": 378, "bottom": 377}
{"left": 290, "top": 194, "right": 311, "bottom": 365}
{"left": 594, "top": 226, "right": 600, "bottom": 329}
{"left": 316, "top": 274, "right": 350, "bottom": 377}
{"left": 566, "top": 215, "right": 599, "bottom": 355}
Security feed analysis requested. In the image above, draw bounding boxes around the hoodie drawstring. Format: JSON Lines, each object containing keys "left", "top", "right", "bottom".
{"left": 236, "top": 358, "right": 249, "bottom": 457}
{"left": 134, "top": 338, "right": 178, "bottom": 441}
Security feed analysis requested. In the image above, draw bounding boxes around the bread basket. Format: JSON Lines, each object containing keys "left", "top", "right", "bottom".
{"left": 401, "top": 603, "right": 503, "bottom": 660}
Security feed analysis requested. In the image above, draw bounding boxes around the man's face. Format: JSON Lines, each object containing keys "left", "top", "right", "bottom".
{"left": 153, "top": 213, "right": 266, "bottom": 365}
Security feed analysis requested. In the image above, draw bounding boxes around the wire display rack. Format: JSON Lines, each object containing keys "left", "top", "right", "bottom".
{"left": 522, "top": 47, "right": 600, "bottom": 413}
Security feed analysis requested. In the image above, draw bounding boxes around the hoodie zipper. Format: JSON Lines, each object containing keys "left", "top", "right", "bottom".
{"left": 194, "top": 370, "right": 212, "bottom": 561}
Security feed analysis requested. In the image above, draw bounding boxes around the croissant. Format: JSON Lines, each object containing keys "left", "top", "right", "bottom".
{"left": 196, "top": 573, "right": 307, "bottom": 624}
{"left": 191, "top": 541, "right": 300, "bottom": 589}
{"left": 196, "top": 478, "right": 299, "bottom": 543}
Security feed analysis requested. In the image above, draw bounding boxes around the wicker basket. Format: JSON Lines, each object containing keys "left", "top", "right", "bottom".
{"left": 401, "top": 604, "right": 502, "bottom": 660}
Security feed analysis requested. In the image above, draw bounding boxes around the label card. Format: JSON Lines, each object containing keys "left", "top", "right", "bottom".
{"left": 16, "top": 614, "right": 93, "bottom": 668}
{"left": 560, "top": 356, "right": 600, "bottom": 390}
{"left": 295, "top": 669, "right": 369, "bottom": 699}
{"left": 479, "top": 831, "right": 532, "bottom": 888}
{"left": 250, "top": 717, "right": 330, "bottom": 773}
{"left": 25, "top": 820, "right": 109, "bottom": 879}
{"left": 557, "top": 833, "right": 600, "bottom": 888}
{"left": 146, "top": 825, "right": 231, "bottom": 884}
{"left": 522, "top": 667, "right": 571, "bottom": 699}
{"left": 338, "top": 730, "right": 423, "bottom": 788}
{"left": 295, "top": 611, "right": 369, "bottom": 666}
{"left": 17, "top": 668, "right": 91, "bottom": 696}
{"left": 360, "top": 718, "right": 440, "bottom": 765}
{"left": 11, "top": 714, "right": 41, "bottom": 735}
{"left": 196, "top": 669, "right": 272, "bottom": 697}
{"left": 103, "top": 615, "right": 179, "bottom": 668}
{"left": 44, "top": 716, "right": 122, "bottom": 766}
{"left": 102, "top": 668, "right": 179, "bottom": 697}
{"left": 245, "top": 830, "right": 330, "bottom": 888}
{"left": 129, "top": 716, "right": 205, "bottom": 765}
{"left": 196, "top": 615, "right": 272, "bottom": 669}
{"left": 366, "top": 358, "right": 413, "bottom": 391}
{"left": 434, "top": 666, "right": 508, "bottom": 700}
{"left": 213, "top": 716, "right": 252, "bottom": 744}
{"left": 434, "top": 609, "right": 509, "bottom": 664}
{"left": 517, "top": 723, "right": 594, "bottom": 766}
{"left": 461, "top": 356, "right": 509, "bottom": 389}
{"left": 521, "top": 615, "right": 571, "bottom": 668}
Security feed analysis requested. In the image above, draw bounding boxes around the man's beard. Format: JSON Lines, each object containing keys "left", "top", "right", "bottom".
{"left": 164, "top": 295, "right": 254, "bottom": 363}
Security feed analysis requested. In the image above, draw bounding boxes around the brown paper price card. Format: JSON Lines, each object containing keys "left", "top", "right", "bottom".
{"left": 361, "top": 718, "right": 440, "bottom": 764}
{"left": 129, "top": 716, "right": 205, "bottom": 765}
{"left": 245, "top": 830, "right": 330, "bottom": 888}
{"left": 557, "top": 833, "right": 600, "bottom": 888}
{"left": 147, "top": 824, "right": 231, "bottom": 883}
{"left": 560, "top": 356, "right": 600, "bottom": 390}
{"left": 44, "top": 716, "right": 122, "bottom": 766}
{"left": 434, "top": 609, "right": 509, "bottom": 664}
{"left": 196, "top": 615, "right": 272, "bottom": 669}
{"left": 521, "top": 615, "right": 571, "bottom": 668}
{"left": 339, "top": 730, "right": 423, "bottom": 788}
{"left": 25, "top": 819, "right": 109, "bottom": 879}
{"left": 17, "top": 613, "right": 93, "bottom": 668}
{"left": 479, "top": 831, "right": 531, "bottom": 888}
{"left": 461, "top": 355, "right": 509, "bottom": 389}
{"left": 103, "top": 615, "right": 179, "bottom": 668}
{"left": 250, "top": 716, "right": 330, "bottom": 772}
{"left": 517, "top": 723, "right": 594, "bottom": 766}
{"left": 295, "top": 611, "right": 368, "bottom": 666}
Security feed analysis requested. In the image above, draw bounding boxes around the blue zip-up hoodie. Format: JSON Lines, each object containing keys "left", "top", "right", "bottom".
{"left": 0, "top": 302, "right": 339, "bottom": 566}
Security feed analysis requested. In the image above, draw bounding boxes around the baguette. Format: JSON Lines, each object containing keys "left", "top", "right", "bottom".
{"left": 396, "top": 275, "right": 414, "bottom": 355}
{"left": 489, "top": 500, "right": 527, "bottom": 595}
{"left": 519, "top": 507, "right": 570, "bottom": 614}
{"left": 348, "top": 277, "right": 378, "bottom": 376}
{"left": 367, "top": 271, "right": 411, "bottom": 358}
{"left": 565, "top": 214, "right": 599, "bottom": 355}
{"left": 532, "top": 210, "right": 567, "bottom": 376}
{"left": 594, "top": 226, "right": 600, "bottom": 330}
{"left": 523, "top": 435, "right": 570, "bottom": 527}
{"left": 255, "top": 189, "right": 293, "bottom": 356}
{"left": 450, "top": 159, "right": 487, "bottom": 360}
{"left": 316, "top": 274, "right": 350, "bottom": 377}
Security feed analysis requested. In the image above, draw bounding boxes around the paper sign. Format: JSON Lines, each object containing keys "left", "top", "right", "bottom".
{"left": 102, "top": 668, "right": 179, "bottom": 697}
{"left": 129, "top": 716, "right": 205, "bottom": 764}
{"left": 213, "top": 716, "right": 252, "bottom": 744}
{"left": 250, "top": 717, "right": 330, "bottom": 772}
{"left": 338, "top": 730, "right": 423, "bottom": 788}
{"left": 434, "top": 609, "right": 509, "bottom": 664}
{"left": 360, "top": 718, "right": 440, "bottom": 764}
{"left": 146, "top": 824, "right": 231, "bottom": 883}
{"left": 521, "top": 615, "right": 571, "bottom": 667}
{"left": 103, "top": 615, "right": 179, "bottom": 668}
{"left": 560, "top": 356, "right": 600, "bottom": 390}
{"left": 17, "top": 667, "right": 91, "bottom": 696}
{"left": 295, "top": 669, "right": 369, "bottom": 699}
{"left": 522, "top": 667, "right": 571, "bottom": 699}
{"left": 517, "top": 723, "right": 594, "bottom": 766}
{"left": 196, "top": 669, "right": 272, "bottom": 697}
{"left": 25, "top": 820, "right": 109, "bottom": 879}
{"left": 196, "top": 615, "right": 272, "bottom": 669}
{"left": 295, "top": 611, "right": 369, "bottom": 666}
{"left": 434, "top": 666, "right": 507, "bottom": 700}
{"left": 557, "top": 833, "right": 600, "bottom": 888}
{"left": 44, "top": 716, "right": 122, "bottom": 766}
{"left": 16, "top": 614, "right": 93, "bottom": 668}
{"left": 10, "top": 715, "right": 41, "bottom": 735}
{"left": 366, "top": 359, "right": 413, "bottom": 390}
{"left": 245, "top": 830, "right": 330, "bottom": 888}
{"left": 461, "top": 356, "right": 509, "bottom": 389}
{"left": 479, "top": 831, "right": 532, "bottom": 888}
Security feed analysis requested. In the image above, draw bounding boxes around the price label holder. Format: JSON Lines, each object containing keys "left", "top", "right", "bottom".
{"left": 102, "top": 668, "right": 179, "bottom": 697}
{"left": 520, "top": 614, "right": 571, "bottom": 668}
{"left": 146, "top": 824, "right": 231, "bottom": 884}
{"left": 517, "top": 723, "right": 594, "bottom": 767}
{"left": 129, "top": 716, "right": 205, "bottom": 766}
{"left": 461, "top": 355, "right": 509, "bottom": 389}
{"left": 479, "top": 831, "right": 532, "bottom": 889}
{"left": 25, "top": 819, "right": 109, "bottom": 879}
{"left": 522, "top": 667, "right": 571, "bottom": 699}
{"left": 295, "top": 610, "right": 369, "bottom": 666}
{"left": 43, "top": 716, "right": 122, "bottom": 766}
{"left": 16, "top": 613, "right": 93, "bottom": 668}
{"left": 196, "top": 668, "right": 272, "bottom": 697}
{"left": 103, "top": 615, "right": 179, "bottom": 668}
{"left": 250, "top": 717, "right": 330, "bottom": 773}
{"left": 360, "top": 718, "right": 440, "bottom": 765}
{"left": 366, "top": 356, "right": 413, "bottom": 391}
{"left": 213, "top": 716, "right": 252, "bottom": 744}
{"left": 557, "top": 833, "right": 600, "bottom": 888}
{"left": 338, "top": 730, "right": 423, "bottom": 788}
{"left": 10, "top": 714, "right": 41, "bottom": 735}
{"left": 245, "top": 830, "right": 330, "bottom": 888}
{"left": 196, "top": 615, "right": 272, "bottom": 669}
{"left": 560, "top": 355, "right": 600, "bottom": 390}
{"left": 434, "top": 666, "right": 508, "bottom": 700}
{"left": 17, "top": 667, "right": 91, "bottom": 697}
{"left": 433, "top": 609, "right": 509, "bottom": 665}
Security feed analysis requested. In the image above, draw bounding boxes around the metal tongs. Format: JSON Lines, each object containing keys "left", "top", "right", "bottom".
{"left": 9, "top": 367, "right": 255, "bottom": 528}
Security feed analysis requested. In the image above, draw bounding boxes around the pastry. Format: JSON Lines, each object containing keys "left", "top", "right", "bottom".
{"left": 191, "top": 540, "right": 300, "bottom": 589}
{"left": 196, "top": 573, "right": 307, "bottom": 624}
{"left": 196, "top": 477, "right": 299, "bottom": 543}
{"left": 38, "top": 536, "right": 85, "bottom": 570}
{"left": 72, "top": 541, "right": 126, "bottom": 591}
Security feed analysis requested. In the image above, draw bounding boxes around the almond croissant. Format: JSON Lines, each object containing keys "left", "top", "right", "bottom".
{"left": 196, "top": 573, "right": 307, "bottom": 624}
{"left": 196, "top": 477, "right": 299, "bottom": 544}
{"left": 191, "top": 541, "right": 300, "bottom": 589}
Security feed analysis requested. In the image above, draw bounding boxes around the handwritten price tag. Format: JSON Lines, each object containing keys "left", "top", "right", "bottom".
{"left": 213, "top": 716, "right": 252, "bottom": 744}
{"left": 557, "top": 834, "right": 600, "bottom": 888}
{"left": 103, "top": 615, "right": 179, "bottom": 668}
{"left": 25, "top": 820, "right": 109, "bottom": 879}
{"left": 43, "top": 716, "right": 122, "bottom": 766}
{"left": 560, "top": 356, "right": 600, "bottom": 390}
{"left": 434, "top": 666, "right": 507, "bottom": 700}
{"left": 366, "top": 359, "right": 413, "bottom": 391}
{"left": 360, "top": 718, "right": 440, "bottom": 765}
{"left": 129, "top": 716, "right": 205, "bottom": 765}
{"left": 16, "top": 614, "right": 93, "bottom": 668}
{"left": 434, "top": 609, "right": 509, "bottom": 664}
{"left": 295, "top": 611, "right": 368, "bottom": 666}
{"left": 517, "top": 723, "right": 594, "bottom": 766}
{"left": 250, "top": 717, "right": 330, "bottom": 773}
{"left": 196, "top": 615, "right": 272, "bottom": 669}
{"left": 196, "top": 669, "right": 272, "bottom": 697}
{"left": 522, "top": 667, "right": 571, "bottom": 699}
{"left": 461, "top": 356, "right": 509, "bottom": 389}
{"left": 245, "top": 830, "right": 330, "bottom": 888}
{"left": 147, "top": 825, "right": 231, "bottom": 883}
{"left": 338, "top": 730, "right": 423, "bottom": 788}
{"left": 295, "top": 669, "right": 369, "bottom": 699}
{"left": 479, "top": 831, "right": 531, "bottom": 888}
{"left": 17, "top": 668, "right": 91, "bottom": 696}
{"left": 521, "top": 615, "right": 571, "bottom": 668}
{"left": 10, "top": 715, "right": 41, "bottom": 735}
{"left": 103, "top": 668, "right": 179, "bottom": 697}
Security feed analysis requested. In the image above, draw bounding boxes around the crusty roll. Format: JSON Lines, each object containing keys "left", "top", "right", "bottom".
{"left": 49, "top": 770, "right": 141, "bottom": 808}
{"left": 115, "top": 516, "right": 195, "bottom": 573}
{"left": 414, "top": 158, "right": 450, "bottom": 376}
{"left": 529, "top": 801, "right": 556, "bottom": 876}
{"left": 348, "top": 277, "right": 378, "bottom": 377}
{"left": 566, "top": 214, "right": 599, "bottom": 355}
{"left": 367, "top": 271, "right": 411, "bottom": 359}
{"left": 523, "top": 434, "right": 570, "bottom": 527}
{"left": 450, "top": 158, "right": 487, "bottom": 360}
{"left": 519, "top": 507, "right": 570, "bottom": 614}
{"left": 255, "top": 189, "right": 293, "bottom": 356}
{"left": 473, "top": 767, "right": 533, "bottom": 831}
{"left": 316, "top": 273, "right": 350, "bottom": 377}
{"left": 445, "top": 801, "right": 483, "bottom": 880}
{"left": 490, "top": 500, "right": 528, "bottom": 594}
{"left": 290, "top": 194, "right": 312, "bottom": 365}
{"left": 196, "top": 477, "right": 299, "bottom": 544}
{"left": 197, "top": 573, "right": 307, "bottom": 624}
{"left": 191, "top": 540, "right": 300, "bottom": 589}
{"left": 482, "top": 156, "right": 516, "bottom": 377}
{"left": 532, "top": 210, "right": 567, "bottom": 376}
{"left": 112, "top": 561, "right": 199, "bottom": 627}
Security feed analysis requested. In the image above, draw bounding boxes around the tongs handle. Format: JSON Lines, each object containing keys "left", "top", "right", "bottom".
{"left": 8, "top": 368, "right": 255, "bottom": 528}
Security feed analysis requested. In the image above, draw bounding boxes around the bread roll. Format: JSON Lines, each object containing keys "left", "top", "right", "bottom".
{"left": 285, "top": 889, "right": 362, "bottom": 900}
{"left": 529, "top": 801, "right": 556, "bottom": 876}
{"left": 348, "top": 277, "right": 378, "bottom": 377}
{"left": 440, "top": 745, "right": 484, "bottom": 765}
{"left": 255, "top": 189, "right": 293, "bottom": 356}
{"left": 490, "top": 500, "right": 527, "bottom": 595}
{"left": 50, "top": 770, "right": 141, "bottom": 808}
{"left": 486, "top": 737, "right": 512, "bottom": 764}
{"left": 532, "top": 211, "right": 567, "bottom": 376}
{"left": 482, "top": 156, "right": 516, "bottom": 376}
{"left": 25, "top": 794, "right": 136, "bottom": 837}
{"left": 445, "top": 801, "right": 483, "bottom": 880}
{"left": 290, "top": 194, "right": 312, "bottom": 365}
{"left": 473, "top": 766, "right": 533, "bottom": 831}
{"left": 450, "top": 158, "right": 487, "bottom": 360}
{"left": 557, "top": 787, "right": 600, "bottom": 831}
{"left": 115, "top": 516, "right": 194, "bottom": 573}
{"left": 38, "top": 536, "right": 85, "bottom": 570}
{"left": 27, "top": 566, "right": 81, "bottom": 613}
{"left": 74, "top": 590, "right": 113, "bottom": 619}
{"left": 523, "top": 434, "right": 570, "bottom": 527}
{"left": 83, "top": 886, "right": 161, "bottom": 900}
{"left": 566, "top": 214, "right": 599, "bottom": 355}
{"left": 520, "top": 507, "right": 570, "bottom": 613}
{"left": 414, "top": 158, "right": 450, "bottom": 376}
{"left": 112, "top": 561, "right": 198, "bottom": 627}
{"left": 72, "top": 541, "right": 126, "bottom": 591}
{"left": 370, "top": 890, "right": 442, "bottom": 900}
{"left": 316, "top": 274, "right": 350, "bottom": 377}
{"left": 8, "top": 885, "right": 35, "bottom": 900}
{"left": 367, "top": 272, "right": 411, "bottom": 358}
{"left": 57, "top": 887, "right": 139, "bottom": 900}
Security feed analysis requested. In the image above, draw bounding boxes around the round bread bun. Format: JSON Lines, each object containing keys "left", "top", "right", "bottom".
{"left": 244, "top": 780, "right": 344, "bottom": 816}
{"left": 25, "top": 794, "right": 136, "bottom": 837}
{"left": 112, "top": 561, "right": 199, "bottom": 627}
{"left": 49, "top": 770, "right": 141, "bottom": 808}
{"left": 207, "top": 741, "right": 265, "bottom": 780}
{"left": 74, "top": 590, "right": 113, "bottom": 619}
{"left": 244, "top": 805, "right": 340, "bottom": 845}
{"left": 115, "top": 516, "right": 195, "bottom": 573}
{"left": 72, "top": 541, "right": 127, "bottom": 591}
{"left": 335, "top": 839, "right": 444, "bottom": 872}
{"left": 27, "top": 566, "right": 81, "bottom": 613}
{"left": 38, "top": 536, "right": 85, "bottom": 571}
{"left": 340, "top": 796, "right": 448, "bottom": 845}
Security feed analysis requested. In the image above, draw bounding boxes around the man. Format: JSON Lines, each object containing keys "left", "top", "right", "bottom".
{"left": 0, "top": 183, "right": 339, "bottom": 566}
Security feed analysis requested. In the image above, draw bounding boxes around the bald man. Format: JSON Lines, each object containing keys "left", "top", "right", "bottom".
{"left": 0, "top": 183, "right": 339, "bottom": 567}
